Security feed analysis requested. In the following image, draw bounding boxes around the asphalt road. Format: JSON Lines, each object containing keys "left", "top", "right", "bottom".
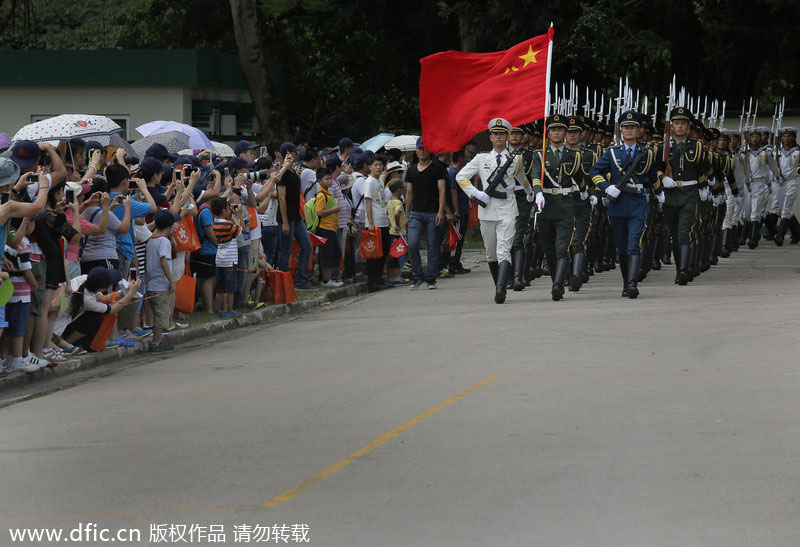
{"left": 2, "top": 246, "right": 799, "bottom": 546}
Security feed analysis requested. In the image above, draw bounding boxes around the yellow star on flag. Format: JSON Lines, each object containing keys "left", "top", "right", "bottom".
{"left": 518, "top": 45, "right": 541, "bottom": 68}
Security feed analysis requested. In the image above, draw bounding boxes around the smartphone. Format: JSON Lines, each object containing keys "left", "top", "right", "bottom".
{"left": 183, "top": 166, "right": 193, "bottom": 178}
{"left": 259, "top": 146, "right": 267, "bottom": 157}
{"left": 30, "top": 173, "right": 39, "bottom": 184}
{"left": 129, "top": 270, "right": 137, "bottom": 281}
{"left": 0, "top": 193, "right": 9, "bottom": 204}
{"left": 66, "top": 188, "right": 75, "bottom": 204}
{"left": 224, "top": 167, "right": 230, "bottom": 179}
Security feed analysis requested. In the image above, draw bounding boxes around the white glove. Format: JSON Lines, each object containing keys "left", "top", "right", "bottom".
{"left": 526, "top": 192, "right": 536, "bottom": 203}
{"left": 580, "top": 190, "right": 588, "bottom": 200}
{"left": 662, "top": 176, "right": 677, "bottom": 189}
{"left": 699, "top": 187, "right": 709, "bottom": 201}
{"left": 589, "top": 195, "right": 598, "bottom": 207}
{"left": 473, "top": 190, "right": 490, "bottom": 205}
{"left": 605, "top": 185, "right": 621, "bottom": 198}
{"left": 602, "top": 197, "right": 610, "bottom": 207}
{"left": 656, "top": 192, "right": 665, "bottom": 204}
{"left": 535, "top": 192, "right": 545, "bottom": 211}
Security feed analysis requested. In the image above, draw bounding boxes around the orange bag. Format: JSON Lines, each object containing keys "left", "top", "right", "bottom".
{"left": 468, "top": 205, "right": 479, "bottom": 227}
{"left": 89, "top": 293, "right": 118, "bottom": 352}
{"left": 268, "top": 270, "right": 297, "bottom": 304}
{"left": 173, "top": 214, "right": 201, "bottom": 253}
{"left": 173, "top": 273, "right": 196, "bottom": 313}
{"left": 246, "top": 206, "right": 258, "bottom": 230}
{"left": 359, "top": 227, "right": 383, "bottom": 259}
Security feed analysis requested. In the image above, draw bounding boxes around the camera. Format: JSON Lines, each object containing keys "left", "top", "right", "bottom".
{"left": 243, "top": 169, "right": 268, "bottom": 182}
{"left": 29, "top": 173, "right": 39, "bottom": 184}
{"left": 66, "top": 188, "right": 75, "bottom": 204}
{"left": 124, "top": 156, "right": 139, "bottom": 166}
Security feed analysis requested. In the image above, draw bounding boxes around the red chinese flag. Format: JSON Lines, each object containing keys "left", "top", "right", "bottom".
{"left": 419, "top": 28, "right": 553, "bottom": 153}
{"left": 389, "top": 236, "right": 408, "bottom": 258}
{"left": 308, "top": 233, "right": 328, "bottom": 246}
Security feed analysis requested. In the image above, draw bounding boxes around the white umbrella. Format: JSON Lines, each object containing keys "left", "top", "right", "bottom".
{"left": 210, "top": 141, "right": 235, "bottom": 157}
{"left": 360, "top": 133, "right": 395, "bottom": 152}
{"left": 12, "top": 114, "right": 122, "bottom": 142}
{"left": 135, "top": 120, "right": 213, "bottom": 151}
{"left": 384, "top": 134, "right": 420, "bottom": 152}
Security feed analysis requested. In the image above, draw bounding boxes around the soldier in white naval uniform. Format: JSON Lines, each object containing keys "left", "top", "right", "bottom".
{"left": 456, "top": 118, "right": 543, "bottom": 303}
{"left": 773, "top": 127, "right": 800, "bottom": 245}
{"left": 746, "top": 127, "right": 781, "bottom": 249}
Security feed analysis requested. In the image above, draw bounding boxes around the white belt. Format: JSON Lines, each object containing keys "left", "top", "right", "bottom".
{"left": 674, "top": 179, "right": 698, "bottom": 188}
{"left": 542, "top": 185, "right": 577, "bottom": 195}
{"left": 625, "top": 183, "right": 644, "bottom": 191}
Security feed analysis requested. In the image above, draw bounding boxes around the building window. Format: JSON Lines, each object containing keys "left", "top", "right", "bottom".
{"left": 236, "top": 114, "right": 257, "bottom": 136}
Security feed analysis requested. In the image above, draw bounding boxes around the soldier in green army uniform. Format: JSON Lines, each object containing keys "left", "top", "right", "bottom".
{"left": 525, "top": 121, "right": 546, "bottom": 283}
{"left": 530, "top": 114, "right": 582, "bottom": 301}
{"left": 655, "top": 106, "right": 713, "bottom": 285}
{"left": 648, "top": 128, "right": 668, "bottom": 271}
{"left": 508, "top": 123, "right": 533, "bottom": 291}
{"left": 636, "top": 119, "right": 659, "bottom": 282}
{"left": 578, "top": 115, "right": 603, "bottom": 281}
{"left": 565, "top": 116, "right": 596, "bottom": 292}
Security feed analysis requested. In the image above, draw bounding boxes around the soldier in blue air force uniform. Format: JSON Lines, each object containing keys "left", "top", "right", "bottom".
{"left": 589, "top": 110, "right": 664, "bottom": 299}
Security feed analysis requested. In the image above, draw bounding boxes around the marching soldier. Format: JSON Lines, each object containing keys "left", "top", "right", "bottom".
{"left": 455, "top": 118, "right": 541, "bottom": 304}
{"left": 745, "top": 127, "right": 781, "bottom": 249}
{"left": 655, "top": 106, "right": 712, "bottom": 285}
{"left": 773, "top": 126, "right": 800, "bottom": 245}
{"left": 531, "top": 114, "right": 580, "bottom": 301}
{"left": 509, "top": 123, "right": 533, "bottom": 291}
{"left": 590, "top": 110, "right": 664, "bottom": 298}
{"left": 566, "top": 116, "right": 596, "bottom": 292}
{"left": 717, "top": 129, "right": 740, "bottom": 257}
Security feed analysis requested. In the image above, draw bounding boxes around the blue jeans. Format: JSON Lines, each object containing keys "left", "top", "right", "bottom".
{"left": 261, "top": 225, "right": 280, "bottom": 266}
{"left": 408, "top": 211, "right": 439, "bottom": 283}
{"left": 278, "top": 219, "right": 312, "bottom": 286}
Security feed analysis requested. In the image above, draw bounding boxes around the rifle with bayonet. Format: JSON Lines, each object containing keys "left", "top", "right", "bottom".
{"left": 478, "top": 148, "right": 523, "bottom": 208}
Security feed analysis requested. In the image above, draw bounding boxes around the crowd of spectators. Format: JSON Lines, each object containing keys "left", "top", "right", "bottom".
{"left": 0, "top": 131, "right": 476, "bottom": 377}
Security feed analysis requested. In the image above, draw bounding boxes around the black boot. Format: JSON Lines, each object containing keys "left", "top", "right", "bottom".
{"left": 688, "top": 242, "right": 700, "bottom": 279}
{"left": 512, "top": 249, "right": 526, "bottom": 291}
{"left": 488, "top": 261, "right": 499, "bottom": 285}
{"left": 747, "top": 221, "right": 760, "bottom": 249}
{"left": 709, "top": 232, "right": 719, "bottom": 265}
{"left": 523, "top": 248, "right": 535, "bottom": 285}
{"left": 764, "top": 213, "right": 778, "bottom": 241}
{"left": 677, "top": 244, "right": 691, "bottom": 286}
{"left": 662, "top": 239, "right": 672, "bottom": 265}
{"left": 699, "top": 238, "right": 710, "bottom": 272}
{"left": 730, "top": 224, "right": 740, "bottom": 252}
{"left": 626, "top": 254, "right": 641, "bottom": 299}
{"left": 775, "top": 218, "right": 788, "bottom": 246}
{"left": 619, "top": 255, "right": 630, "bottom": 297}
{"left": 569, "top": 252, "right": 586, "bottom": 292}
{"left": 532, "top": 246, "right": 544, "bottom": 278}
{"left": 740, "top": 221, "right": 750, "bottom": 246}
{"left": 551, "top": 258, "right": 568, "bottom": 301}
{"left": 789, "top": 215, "right": 800, "bottom": 244}
{"left": 652, "top": 234, "right": 662, "bottom": 270}
{"left": 495, "top": 260, "right": 510, "bottom": 304}
{"left": 720, "top": 228, "right": 731, "bottom": 258}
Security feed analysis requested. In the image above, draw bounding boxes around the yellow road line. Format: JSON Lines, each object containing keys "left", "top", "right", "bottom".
{"left": 263, "top": 374, "right": 502, "bottom": 508}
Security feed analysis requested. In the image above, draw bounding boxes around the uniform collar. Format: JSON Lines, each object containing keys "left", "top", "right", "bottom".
{"left": 549, "top": 144, "right": 565, "bottom": 154}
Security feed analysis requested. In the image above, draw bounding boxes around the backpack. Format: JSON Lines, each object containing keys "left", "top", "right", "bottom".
{"left": 304, "top": 191, "right": 335, "bottom": 233}
{"left": 195, "top": 204, "right": 215, "bottom": 245}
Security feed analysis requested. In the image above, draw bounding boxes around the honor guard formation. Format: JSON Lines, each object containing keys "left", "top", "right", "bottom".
{"left": 456, "top": 80, "right": 800, "bottom": 303}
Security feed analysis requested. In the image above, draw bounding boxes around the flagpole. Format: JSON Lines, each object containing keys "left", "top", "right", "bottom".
{"left": 541, "top": 23, "right": 553, "bottom": 190}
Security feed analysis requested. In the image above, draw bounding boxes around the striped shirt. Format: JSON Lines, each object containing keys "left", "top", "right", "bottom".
{"left": 213, "top": 218, "right": 241, "bottom": 244}
{"left": 214, "top": 219, "right": 240, "bottom": 268}
{"left": 6, "top": 238, "right": 33, "bottom": 303}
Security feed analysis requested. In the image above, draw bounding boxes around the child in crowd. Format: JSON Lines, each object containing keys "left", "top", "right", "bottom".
{"left": 314, "top": 168, "right": 343, "bottom": 287}
{"left": 386, "top": 178, "right": 408, "bottom": 285}
{"left": 145, "top": 209, "right": 181, "bottom": 354}
{"left": 211, "top": 197, "right": 243, "bottom": 318}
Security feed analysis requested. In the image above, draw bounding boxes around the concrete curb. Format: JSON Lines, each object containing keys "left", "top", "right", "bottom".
{"left": 0, "top": 282, "right": 368, "bottom": 395}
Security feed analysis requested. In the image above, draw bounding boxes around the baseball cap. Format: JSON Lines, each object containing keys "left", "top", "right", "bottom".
{"left": 145, "top": 143, "right": 177, "bottom": 161}
{"left": 10, "top": 140, "right": 41, "bottom": 169}
{"left": 154, "top": 209, "right": 181, "bottom": 230}
{"left": 416, "top": 137, "right": 424, "bottom": 149}
{"left": 227, "top": 156, "right": 256, "bottom": 170}
{"left": 139, "top": 157, "right": 171, "bottom": 178}
{"left": 234, "top": 140, "right": 259, "bottom": 156}
{"left": 85, "top": 266, "right": 123, "bottom": 292}
{"left": 280, "top": 142, "right": 297, "bottom": 156}
{"left": 0, "top": 157, "right": 20, "bottom": 187}
{"left": 84, "top": 140, "right": 107, "bottom": 153}
{"left": 325, "top": 155, "right": 343, "bottom": 169}
{"left": 338, "top": 137, "right": 353, "bottom": 150}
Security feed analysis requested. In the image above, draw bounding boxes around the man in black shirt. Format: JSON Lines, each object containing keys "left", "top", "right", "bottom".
{"left": 405, "top": 137, "right": 447, "bottom": 289}
{"left": 276, "top": 142, "right": 313, "bottom": 290}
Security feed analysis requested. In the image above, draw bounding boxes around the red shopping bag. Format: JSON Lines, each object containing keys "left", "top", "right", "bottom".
{"left": 173, "top": 215, "right": 201, "bottom": 253}
{"left": 359, "top": 227, "right": 383, "bottom": 259}
{"left": 467, "top": 205, "right": 479, "bottom": 227}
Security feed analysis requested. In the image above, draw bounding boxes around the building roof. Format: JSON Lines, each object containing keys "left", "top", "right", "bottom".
{"left": 0, "top": 49, "right": 248, "bottom": 89}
